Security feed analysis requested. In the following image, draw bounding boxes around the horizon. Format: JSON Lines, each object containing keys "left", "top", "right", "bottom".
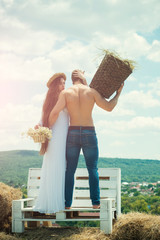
{"left": 0, "top": 149, "right": 159, "bottom": 162}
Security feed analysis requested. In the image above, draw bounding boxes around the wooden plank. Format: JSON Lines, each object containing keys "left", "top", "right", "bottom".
{"left": 75, "top": 180, "right": 117, "bottom": 188}
{"left": 72, "top": 199, "right": 92, "bottom": 207}
{"left": 22, "top": 206, "right": 116, "bottom": 212}
{"left": 28, "top": 178, "right": 41, "bottom": 185}
{"left": 98, "top": 168, "right": 121, "bottom": 176}
{"left": 100, "top": 181, "right": 117, "bottom": 189}
{"left": 65, "top": 208, "right": 98, "bottom": 211}
{"left": 72, "top": 199, "right": 115, "bottom": 208}
{"left": 28, "top": 186, "right": 40, "bottom": 190}
{"left": 22, "top": 207, "right": 34, "bottom": 212}
{"left": 13, "top": 198, "right": 34, "bottom": 203}
{"left": 29, "top": 176, "right": 41, "bottom": 180}
{"left": 78, "top": 212, "right": 100, "bottom": 217}
{"left": 115, "top": 168, "right": 121, "bottom": 216}
{"left": 22, "top": 207, "right": 100, "bottom": 212}
{"left": 27, "top": 179, "right": 41, "bottom": 187}
{"left": 75, "top": 168, "right": 120, "bottom": 177}
{"left": 22, "top": 218, "right": 100, "bottom": 222}
{"left": 76, "top": 176, "right": 110, "bottom": 180}
{"left": 74, "top": 189, "right": 116, "bottom": 198}
{"left": 66, "top": 215, "right": 99, "bottom": 219}
{"left": 27, "top": 189, "right": 39, "bottom": 198}
{"left": 28, "top": 168, "right": 41, "bottom": 177}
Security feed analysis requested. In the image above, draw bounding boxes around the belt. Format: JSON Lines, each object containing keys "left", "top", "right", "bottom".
{"left": 69, "top": 126, "right": 95, "bottom": 130}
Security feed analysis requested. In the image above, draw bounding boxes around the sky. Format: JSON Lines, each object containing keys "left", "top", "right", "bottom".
{"left": 0, "top": 0, "right": 160, "bottom": 160}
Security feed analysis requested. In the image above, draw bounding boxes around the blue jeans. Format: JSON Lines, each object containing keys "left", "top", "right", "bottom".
{"left": 65, "top": 126, "right": 100, "bottom": 207}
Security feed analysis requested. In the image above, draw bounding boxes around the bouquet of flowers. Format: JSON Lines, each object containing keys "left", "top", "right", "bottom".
{"left": 24, "top": 127, "right": 52, "bottom": 143}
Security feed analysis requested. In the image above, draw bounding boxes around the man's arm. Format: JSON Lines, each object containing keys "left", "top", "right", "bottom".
{"left": 48, "top": 91, "right": 66, "bottom": 127}
{"left": 93, "top": 83, "right": 124, "bottom": 111}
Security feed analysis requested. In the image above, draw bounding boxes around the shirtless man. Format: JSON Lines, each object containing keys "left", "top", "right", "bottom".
{"left": 49, "top": 70, "right": 124, "bottom": 209}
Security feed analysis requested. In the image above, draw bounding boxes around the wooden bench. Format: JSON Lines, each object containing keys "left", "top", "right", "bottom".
{"left": 12, "top": 168, "right": 121, "bottom": 234}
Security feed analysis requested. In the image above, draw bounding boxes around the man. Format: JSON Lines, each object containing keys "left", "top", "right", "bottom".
{"left": 49, "top": 70, "right": 124, "bottom": 209}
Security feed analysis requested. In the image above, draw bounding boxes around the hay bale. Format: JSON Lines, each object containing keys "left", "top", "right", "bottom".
{"left": 111, "top": 212, "right": 160, "bottom": 240}
{"left": 64, "top": 227, "right": 110, "bottom": 240}
{"left": 0, "top": 182, "right": 22, "bottom": 232}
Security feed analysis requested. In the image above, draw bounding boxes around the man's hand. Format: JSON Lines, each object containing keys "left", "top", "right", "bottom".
{"left": 93, "top": 81, "right": 124, "bottom": 112}
{"left": 73, "top": 70, "right": 87, "bottom": 85}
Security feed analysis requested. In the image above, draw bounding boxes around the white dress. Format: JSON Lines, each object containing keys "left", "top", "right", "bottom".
{"left": 33, "top": 109, "right": 69, "bottom": 213}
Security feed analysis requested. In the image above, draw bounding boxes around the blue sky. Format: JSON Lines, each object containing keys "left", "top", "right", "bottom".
{"left": 0, "top": 0, "right": 160, "bottom": 160}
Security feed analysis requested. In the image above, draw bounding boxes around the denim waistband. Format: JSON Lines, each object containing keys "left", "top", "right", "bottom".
{"left": 69, "top": 126, "right": 95, "bottom": 131}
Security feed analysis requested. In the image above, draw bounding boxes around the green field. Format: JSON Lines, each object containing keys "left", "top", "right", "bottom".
{"left": 0, "top": 150, "right": 160, "bottom": 186}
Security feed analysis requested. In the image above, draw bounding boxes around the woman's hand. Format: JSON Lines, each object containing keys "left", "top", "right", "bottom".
{"left": 34, "top": 124, "right": 40, "bottom": 129}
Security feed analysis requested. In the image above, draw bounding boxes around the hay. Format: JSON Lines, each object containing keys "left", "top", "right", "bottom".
{"left": 0, "top": 182, "right": 22, "bottom": 232}
{"left": 111, "top": 212, "right": 160, "bottom": 240}
{"left": 90, "top": 49, "right": 137, "bottom": 98}
{"left": 101, "top": 49, "right": 137, "bottom": 71}
{"left": 63, "top": 227, "right": 110, "bottom": 240}
{"left": 0, "top": 232, "right": 21, "bottom": 240}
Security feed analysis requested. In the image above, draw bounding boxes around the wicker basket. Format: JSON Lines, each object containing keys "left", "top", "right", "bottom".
{"left": 90, "top": 54, "right": 132, "bottom": 98}
{"left": 32, "top": 135, "right": 46, "bottom": 143}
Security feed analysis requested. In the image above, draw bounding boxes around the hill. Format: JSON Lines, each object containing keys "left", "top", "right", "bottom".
{"left": 0, "top": 150, "right": 160, "bottom": 186}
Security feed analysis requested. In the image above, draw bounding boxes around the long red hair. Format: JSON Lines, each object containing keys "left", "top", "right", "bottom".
{"left": 40, "top": 77, "right": 62, "bottom": 155}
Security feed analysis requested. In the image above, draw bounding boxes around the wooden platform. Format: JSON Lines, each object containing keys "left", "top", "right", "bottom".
{"left": 12, "top": 168, "right": 121, "bottom": 234}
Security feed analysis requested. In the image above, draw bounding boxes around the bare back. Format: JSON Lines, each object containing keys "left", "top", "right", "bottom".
{"left": 65, "top": 84, "right": 95, "bottom": 126}
{"left": 48, "top": 80, "right": 123, "bottom": 128}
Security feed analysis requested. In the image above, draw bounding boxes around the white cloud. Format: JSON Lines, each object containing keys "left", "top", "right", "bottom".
{"left": 1, "top": 0, "right": 14, "bottom": 8}
{"left": 97, "top": 116, "right": 160, "bottom": 135}
{"left": 0, "top": 8, "right": 63, "bottom": 56}
{"left": 123, "top": 33, "right": 150, "bottom": 58}
{"left": 121, "top": 90, "right": 160, "bottom": 108}
{"left": 0, "top": 103, "right": 41, "bottom": 129}
{"left": 93, "top": 86, "right": 160, "bottom": 119}
{"left": 91, "top": 31, "right": 152, "bottom": 61}
{"left": 0, "top": 103, "right": 42, "bottom": 150}
{"left": 48, "top": 41, "right": 96, "bottom": 75}
{"left": 129, "top": 116, "right": 160, "bottom": 130}
{"left": 93, "top": 104, "right": 135, "bottom": 117}
{"left": 0, "top": 53, "right": 53, "bottom": 82}
{"left": 127, "top": 75, "right": 138, "bottom": 82}
{"left": 147, "top": 78, "right": 160, "bottom": 96}
{"left": 31, "top": 93, "right": 46, "bottom": 105}
{"left": 109, "top": 140, "right": 125, "bottom": 147}
{"left": 147, "top": 40, "right": 160, "bottom": 62}
{"left": 2, "top": 0, "right": 160, "bottom": 38}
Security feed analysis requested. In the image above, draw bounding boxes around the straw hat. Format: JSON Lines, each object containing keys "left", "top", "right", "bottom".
{"left": 47, "top": 73, "right": 66, "bottom": 88}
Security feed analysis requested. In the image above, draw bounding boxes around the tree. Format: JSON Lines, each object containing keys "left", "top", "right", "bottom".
{"left": 131, "top": 199, "right": 149, "bottom": 213}
{"left": 133, "top": 191, "right": 140, "bottom": 196}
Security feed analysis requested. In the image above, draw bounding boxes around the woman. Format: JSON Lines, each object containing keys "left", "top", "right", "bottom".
{"left": 33, "top": 73, "right": 69, "bottom": 213}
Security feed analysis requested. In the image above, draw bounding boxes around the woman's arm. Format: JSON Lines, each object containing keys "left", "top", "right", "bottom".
{"left": 48, "top": 91, "right": 66, "bottom": 127}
